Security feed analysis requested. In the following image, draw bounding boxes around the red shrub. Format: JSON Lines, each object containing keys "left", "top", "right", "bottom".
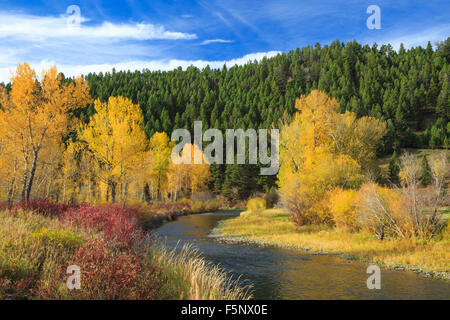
{"left": 38, "top": 239, "right": 170, "bottom": 300}
{"left": 64, "top": 205, "right": 147, "bottom": 248}
{"left": 0, "top": 201, "right": 7, "bottom": 211}
{"left": 11, "top": 199, "right": 77, "bottom": 217}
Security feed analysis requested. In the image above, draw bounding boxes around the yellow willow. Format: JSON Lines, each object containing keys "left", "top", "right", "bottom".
{"left": 278, "top": 90, "right": 386, "bottom": 225}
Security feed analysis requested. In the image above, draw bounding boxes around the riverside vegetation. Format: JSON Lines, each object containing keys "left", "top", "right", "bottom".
{"left": 0, "top": 200, "right": 251, "bottom": 300}
{"left": 216, "top": 92, "right": 449, "bottom": 280}
{"left": 0, "top": 39, "right": 449, "bottom": 298}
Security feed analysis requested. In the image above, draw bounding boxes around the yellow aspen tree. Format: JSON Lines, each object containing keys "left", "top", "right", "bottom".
{"left": 147, "top": 132, "right": 174, "bottom": 200}
{"left": 184, "top": 144, "right": 211, "bottom": 196}
{"left": 78, "top": 96, "right": 147, "bottom": 203}
{"left": 0, "top": 63, "right": 92, "bottom": 201}
{"left": 168, "top": 143, "right": 211, "bottom": 199}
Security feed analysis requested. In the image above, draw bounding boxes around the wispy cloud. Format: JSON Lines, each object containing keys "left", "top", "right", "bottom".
{"left": 0, "top": 51, "right": 280, "bottom": 83}
{"left": 367, "top": 24, "right": 450, "bottom": 50}
{"left": 0, "top": 12, "right": 197, "bottom": 41}
{"left": 200, "top": 39, "right": 234, "bottom": 45}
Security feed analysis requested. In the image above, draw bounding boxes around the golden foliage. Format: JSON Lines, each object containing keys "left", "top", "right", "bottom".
{"left": 168, "top": 144, "right": 211, "bottom": 200}
{"left": 247, "top": 197, "right": 267, "bottom": 213}
{"left": 278, "top": 90, "right": 385, "bottom": 225}
{"left": 0, "top": 63, "right": 91, "bottom": 202}
{"left": 328, "top": 188, "right": 358, "bottom": 232}
{"left": 77, "top": 96, "right": 147, "bottom": 203}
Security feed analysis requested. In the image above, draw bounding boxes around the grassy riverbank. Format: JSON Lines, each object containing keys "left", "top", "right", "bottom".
{"left": 0, "top": 200, "right": 251, "bottom": 300}
{"left": 214, "top": 209, "right": 450, "bottom": 280}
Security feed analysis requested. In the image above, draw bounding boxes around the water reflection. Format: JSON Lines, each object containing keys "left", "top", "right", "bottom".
{"left": 154, "top": 211, "right": 450, "bottom": 300}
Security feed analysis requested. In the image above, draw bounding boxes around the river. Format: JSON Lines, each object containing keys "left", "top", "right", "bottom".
{"left": 154, "top": 210, "right": 450, "bottom": 299}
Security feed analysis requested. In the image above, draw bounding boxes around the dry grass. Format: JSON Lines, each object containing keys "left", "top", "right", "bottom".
{"left": 218, "top": 209, "right": 450, "bottom": 278}
{"left": 1, "top": 209, "right": 252, "bottom": 300}
{"left": 150, "top": 243, "right": 253, "bottom": 300}
{"left": 0, "top": 210, "right": 90, "bottom": 299}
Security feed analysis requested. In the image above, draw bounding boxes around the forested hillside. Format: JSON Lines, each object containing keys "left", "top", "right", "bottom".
{"left": 2, "top": 39, "right": 449, "bottom": 198}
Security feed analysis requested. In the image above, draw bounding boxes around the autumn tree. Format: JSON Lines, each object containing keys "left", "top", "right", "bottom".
{"left": 278, "top": 90, "right": 386, "bottom": 225}
{"left": 167, "top": 143, "right": 211, "bottom": 200}
{"left": 0, "top": 63, "right": 91, "bottom": 201}
{"left": 77, "top": 96, "right": 147, "bottom": 203}
{"left": 357, "top": 152, "right": 448, "bottom": 240}
{"left": 182, "top": 143, "right": 211, "bottom": 196}
{"left": 146, "top": 132, "right": 173, "bottom": 200}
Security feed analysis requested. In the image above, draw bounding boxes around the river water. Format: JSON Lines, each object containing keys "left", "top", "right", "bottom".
{"left": 154, "top": 210, "right": 450, "bottom": 299}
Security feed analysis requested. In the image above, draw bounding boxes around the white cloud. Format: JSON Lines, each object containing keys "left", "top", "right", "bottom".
{"left": 365, "top": 24, "right": 450, "bottom": 51}
{"left": 0, "top": 51, "right": 281, "bottom": 83}
{"left": 0, "top": 12, "right": 197, "bottom": 41}
{"left": 200, "top": 39, "right": 234, "bottom": 45}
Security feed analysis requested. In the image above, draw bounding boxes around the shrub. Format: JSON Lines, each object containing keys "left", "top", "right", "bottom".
{"left": 204, "top": 198, "right": 220, "bottom": 211}
{"left": 328, "top": 188, "right": 358, "bottom": 232}
{"left": 38, "top": 238, "right": 170, "bottom": 300}
{"left": 12, "top": 199, "right": 75, "bottom": 217}
{"left": 0, "top": 202, "right": 7, "bottom": 211}
{"left": 133, "top": 201, "right": 194, "bottom": 229}
{"left": 191, "top": 199, "right": 220, "bottom": 213}
{"left": 356, "top": 182, "right": 407, "bottom": 239}
{"left": 30, "top": 228, "right": 83, "bottom": 252}
{"left": 247, "top": 197, "right": 266, "bottom": 213}
{"left": 355, "top": 181, "right": 445, "bottom": 240}
{"left": 264, "top": 188, "right": 279, "bottom": 209}
{"left": 63, "top": 205, "right": 146, "bottom": 248}
{"left": 192, "top": 200, "right": 206, "bottom": 213}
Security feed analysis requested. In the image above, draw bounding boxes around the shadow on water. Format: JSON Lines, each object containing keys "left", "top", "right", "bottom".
{"left": 154, "top": 210, "right": 450, "bottom": 300}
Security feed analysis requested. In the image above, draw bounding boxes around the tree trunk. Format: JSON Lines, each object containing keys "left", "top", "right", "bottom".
{"left": 7, "top": 177, "right": 16, "bottom": 210}
{"left": 25, "top": 151, "right": 39, "bottom": 201}
{"left": 21, "top": 171, "right": 28, "bottom": 201}
{"left": 110, "top": 181, "right": 117, "bottom": 203}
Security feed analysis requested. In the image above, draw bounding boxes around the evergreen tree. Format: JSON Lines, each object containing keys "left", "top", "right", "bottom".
{"left": 37, "top": 38, "right": 450, "bottom": 197}
{"left": 388, "top": 151, "right": 400, "bottom": 184}
{"left": 420, "top": 155, "right": 432, "bottom": 186}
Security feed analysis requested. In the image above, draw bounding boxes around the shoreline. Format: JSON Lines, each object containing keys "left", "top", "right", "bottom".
{"left": 211, "top": 212, "right": 450, "bottom": 281}
{"left": 145, "top": 207, "right": 245, "bottom": 230}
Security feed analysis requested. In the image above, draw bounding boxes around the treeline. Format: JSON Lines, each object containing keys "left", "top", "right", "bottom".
{"left": 80, "top": 38, "right": 449, "bottom": 196}
{"left": 1, "top": 39, "right": 449, "bottom": 198}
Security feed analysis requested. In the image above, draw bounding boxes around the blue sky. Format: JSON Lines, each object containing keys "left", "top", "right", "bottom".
{"left": 0, "top": 0, "right": 448, "bottom": 82}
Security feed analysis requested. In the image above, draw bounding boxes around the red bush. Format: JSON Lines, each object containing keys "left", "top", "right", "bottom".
{"left": 11, "top": 199, "right": 77, "bottom": 217}
{"left": 64, "top": 205, "right": 147, "bottom": 248}
{"left": 38, "top": 238, "right": 170, "bottom": 300}
{"left": 0, "top": 201, "right": 7, "bottom": 211}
